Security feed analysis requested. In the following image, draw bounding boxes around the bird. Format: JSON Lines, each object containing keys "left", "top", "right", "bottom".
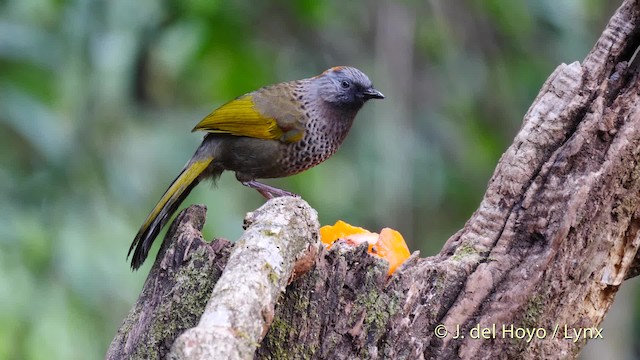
{"left": 128, "top": 66, "right": 384, "bottom": 270}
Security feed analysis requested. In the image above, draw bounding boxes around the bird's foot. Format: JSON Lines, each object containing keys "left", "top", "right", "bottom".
{"left": 241, "top": 180, "right": 299, "bottom": 199}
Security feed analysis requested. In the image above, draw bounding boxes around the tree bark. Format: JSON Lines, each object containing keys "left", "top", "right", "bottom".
{"left": 109, "top": 0, "right": 640, "bottom": 359}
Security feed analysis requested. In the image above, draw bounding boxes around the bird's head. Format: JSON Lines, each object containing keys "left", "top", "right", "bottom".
{"left": 315, "top": 66, "right": 384, "bottom": 109}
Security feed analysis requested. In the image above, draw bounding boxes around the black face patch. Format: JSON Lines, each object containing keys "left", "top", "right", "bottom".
{"left": 330, "top": 78, "right": 370, "bottom": 109}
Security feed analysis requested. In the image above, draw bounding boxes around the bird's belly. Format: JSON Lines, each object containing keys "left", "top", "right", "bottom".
{"left": 218, "top": 135, "right": 340, "bottom": 180}
{"left": 277, "top": 139, "right": 338, "bottom": 176}
{"left": 218, "top": 137, "right": 288, "bottom": 179}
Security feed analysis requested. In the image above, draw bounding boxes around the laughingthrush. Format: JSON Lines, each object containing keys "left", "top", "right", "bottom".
{"left": 129, "top": 66, "right": 384, "bottom": 269}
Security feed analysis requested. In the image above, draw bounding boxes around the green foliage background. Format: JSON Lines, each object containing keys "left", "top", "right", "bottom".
{"left": 1, "top": 0, "right": 636, "bottom": 358}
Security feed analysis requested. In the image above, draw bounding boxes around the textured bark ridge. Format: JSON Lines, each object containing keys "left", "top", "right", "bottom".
{"left": 169, "top": 197, "right": 320, "bottom": 359}
{"left": 107, "top": 205, "right": 233, "bottom": 360}
{"left": 108, "top": 198, "right": 320, "bottom": 360}
{"left": 110, "top": 1, "right": 640, "bottom": 359}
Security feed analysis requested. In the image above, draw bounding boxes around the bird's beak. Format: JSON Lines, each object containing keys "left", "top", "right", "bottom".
{"left": 363, "top": 87, "right": 385, "bottom": 100}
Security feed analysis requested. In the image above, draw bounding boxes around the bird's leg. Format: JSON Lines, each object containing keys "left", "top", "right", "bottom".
{"left": 241, "top": 180, "right": 299, "bottom": 199}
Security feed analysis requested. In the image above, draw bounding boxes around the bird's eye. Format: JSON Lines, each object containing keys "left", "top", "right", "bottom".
{"left": 340, "top": 80, "right": 350, "bottom": 89}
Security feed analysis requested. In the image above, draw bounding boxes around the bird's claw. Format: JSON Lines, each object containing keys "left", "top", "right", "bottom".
{"left": 241, "top": 180, "right": 299, "bottom": 199}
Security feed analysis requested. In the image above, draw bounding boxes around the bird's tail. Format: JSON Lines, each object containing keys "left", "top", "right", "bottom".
{"left": 128, "top": 157, "right": 214, "bottom": 270}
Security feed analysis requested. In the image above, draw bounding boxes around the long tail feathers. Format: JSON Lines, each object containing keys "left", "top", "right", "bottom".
{"left": 128, "top": 157, "right": 213, "bottom": 270}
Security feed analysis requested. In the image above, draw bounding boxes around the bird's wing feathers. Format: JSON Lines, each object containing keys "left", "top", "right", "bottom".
{"left": 192, "top": 95, "right": 283, "bottom": 140}
{"left": 192, "top": 85, "right": 306, "bottom": 143}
